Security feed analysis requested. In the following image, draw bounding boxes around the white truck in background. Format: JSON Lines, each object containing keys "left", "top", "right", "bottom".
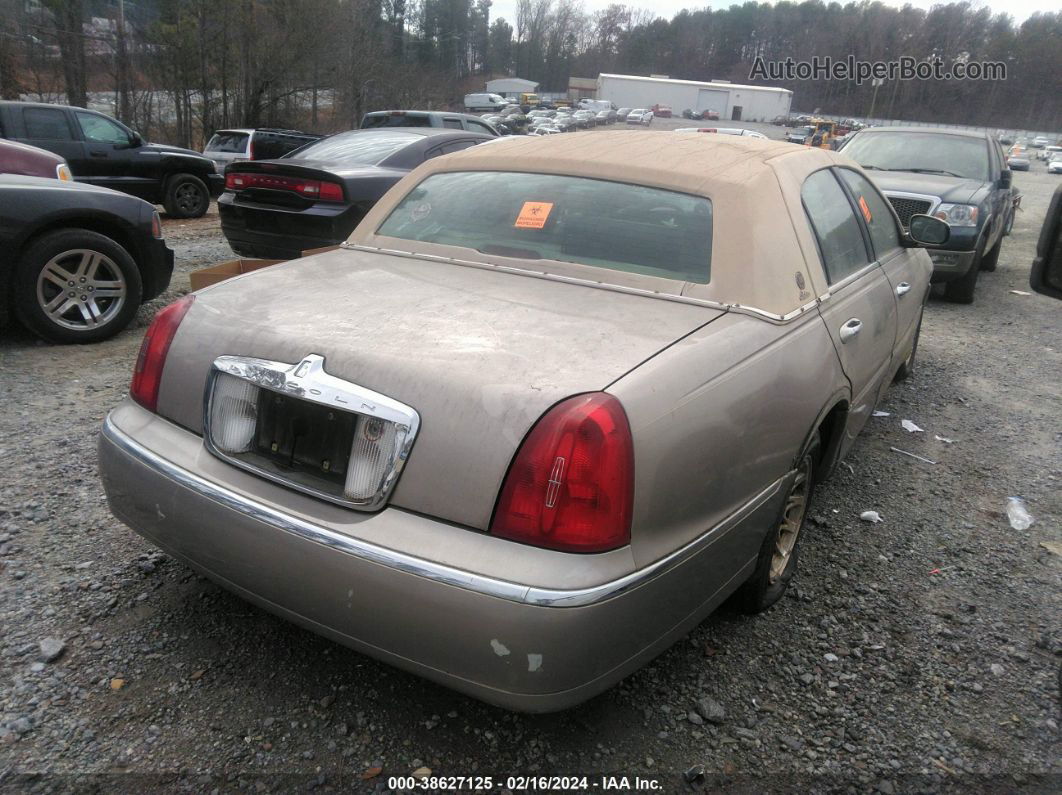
{"left": 464, "top": 93, "right": 508, "bottom": 112}
{"left": 577, "top": 99, "right": 616, "bottom": 113}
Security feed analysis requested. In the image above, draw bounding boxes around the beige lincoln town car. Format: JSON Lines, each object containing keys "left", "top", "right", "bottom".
{"left": 98, "top": 133, "right": 947, "bottom": 711}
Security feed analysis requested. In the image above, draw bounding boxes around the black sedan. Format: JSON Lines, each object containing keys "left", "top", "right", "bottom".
{"left": 0, "top": 175, "right": 173, "bottom": 343}
{"left": 218, "top": 129, "right": 491, "bottom": 260}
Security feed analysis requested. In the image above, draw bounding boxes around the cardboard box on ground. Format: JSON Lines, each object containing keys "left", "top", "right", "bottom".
{"left": 188, "top": 246, "right": 341, "bottom": 291}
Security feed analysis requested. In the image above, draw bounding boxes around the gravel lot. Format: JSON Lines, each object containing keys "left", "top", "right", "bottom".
{"left": 0, "top": 129, "right": 1059, "bottom": 793}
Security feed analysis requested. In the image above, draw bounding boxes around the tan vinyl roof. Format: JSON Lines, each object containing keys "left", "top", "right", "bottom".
{"left": 431, "top": 131, "right": 794, "bottom": 195}
{"left": 350, "top": 131, "right": 856, "bottom": 318}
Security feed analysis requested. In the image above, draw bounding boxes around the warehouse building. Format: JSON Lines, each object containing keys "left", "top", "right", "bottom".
{"left": 597, "top": 74, "right": 792, "bottom": 122}
{"left": 485, "top": 77, "right": 540, "bottom": 99}
{"left": 568, "top": 77, "right": 598, "bottom": 101}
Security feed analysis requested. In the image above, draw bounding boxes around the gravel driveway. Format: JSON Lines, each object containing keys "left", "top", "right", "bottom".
{"left": 0, "top": 155, "right": 1059, "bottom": 793}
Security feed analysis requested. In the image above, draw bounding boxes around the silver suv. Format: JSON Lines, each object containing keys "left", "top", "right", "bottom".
{"left": 203, "top": 128, "right": 322, "bottom": 170}
{"left": 360, "top": 111, "right": 499, "bottom": 136}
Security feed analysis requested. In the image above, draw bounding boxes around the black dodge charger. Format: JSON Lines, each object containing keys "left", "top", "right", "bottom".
{"left": 0, "top": 175, "right": 174, "bottom": 344}
{"left": 218, "top": 128, "right": 492, "bottom": 259}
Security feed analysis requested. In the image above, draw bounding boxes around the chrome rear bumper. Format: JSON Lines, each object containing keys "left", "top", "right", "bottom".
{"left": 99, "top": 408, "right": 779, "bottom": 710}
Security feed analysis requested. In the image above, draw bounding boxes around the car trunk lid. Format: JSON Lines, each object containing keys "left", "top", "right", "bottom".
{"left": 159, "top": 247, "right": 725, "bottom": 529}
{"left": 227, "top": 159, "right": 404, "bottom": 208}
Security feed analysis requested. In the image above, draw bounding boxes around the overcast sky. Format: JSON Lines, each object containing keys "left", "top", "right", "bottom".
{"left": 489, "top": 0, "right": 1052, "bottom": 30}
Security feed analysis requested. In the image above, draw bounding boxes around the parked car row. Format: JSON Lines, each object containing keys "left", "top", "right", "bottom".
{"left": 2, "top": 91, "right": 1040, "bottom": 350}
{"left": 683, "top": 108, "right": 720, "bottom": 121}
{"left": 1036, "top": 144, "right": 1061, "bottom": 162}
{"left": 675, "top": 127, "right": 768, "bottom": 139}
{"left": 480, "top": 105, "right": 638, "bottom": 135}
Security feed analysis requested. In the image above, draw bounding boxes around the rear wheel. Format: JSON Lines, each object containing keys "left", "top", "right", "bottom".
{"left": 14, "top": 229, "right": 142, "bottom": 344}
{"left": 163, "top": 173, "right": 209, "bottom": 218}
{"left": 735, "top": 435, "right": 819, "bottom": 614}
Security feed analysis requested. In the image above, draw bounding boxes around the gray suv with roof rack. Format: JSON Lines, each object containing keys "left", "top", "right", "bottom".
{"left": 839, "top": 126, "right": 1016, "bottom": 303}
{"left": 360, "top": 110, "right": 499, "bottom": 136}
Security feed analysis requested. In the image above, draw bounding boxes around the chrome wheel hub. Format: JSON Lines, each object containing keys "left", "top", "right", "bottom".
{"left": 36, "top": 249, "right": 126, "bottom": 331}
{"left": 769, "top": 454, "right": 812, "bottom": 584}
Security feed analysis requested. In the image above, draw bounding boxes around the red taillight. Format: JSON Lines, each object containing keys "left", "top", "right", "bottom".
{"left": 490, "top": 393, "right": 633, "bottom": 553}
{"left": 224, "top": 171, "right": 344, "bottom": 202}
{"left": 130, "top": 295, "right": 194, "bottom": 413}
{"left": 318, "top": 181, "right": 344, "bottom": 201}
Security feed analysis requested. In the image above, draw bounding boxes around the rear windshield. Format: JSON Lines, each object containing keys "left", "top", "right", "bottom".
{"left": 288, "top": 132, "right": 418, "bottom": 164}
{"left": 362, "top": 113, "right": 433, "bottom": 129}
{"left": 377, "top": 172, "right": 713, "bottom": 283}
{"left": 206, "top": 131, "right": 249, "bottom": 153}
{"left": 842, "top": 131, "right": 990, "bottom": 181}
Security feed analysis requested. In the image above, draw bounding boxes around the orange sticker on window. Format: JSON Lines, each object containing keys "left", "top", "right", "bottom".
{"left": 514, "top": 201, "right": 553, "bottom": 229}
{"left": 858, "top": 195, "right": 873, "bottom": 223}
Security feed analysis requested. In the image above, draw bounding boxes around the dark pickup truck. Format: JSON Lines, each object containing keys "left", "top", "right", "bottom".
{"left": 0, "top": 101, "right": 223, "bottom": 218}
{"left": 838, "top": 127, "right": 1015, "bottom": 303}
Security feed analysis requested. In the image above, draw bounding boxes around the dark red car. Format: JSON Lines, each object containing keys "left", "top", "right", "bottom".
{"left": 651, "top": 103, "right": 673, "bottom": 118}
{"left": 0, "top": 138, "right": 72, "bottom": 180}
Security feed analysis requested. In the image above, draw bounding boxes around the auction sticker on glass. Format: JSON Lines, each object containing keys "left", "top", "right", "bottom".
{"left": 858, "top": 195, "right": 873, "bottom": 223}
{"left": 515, "top": 201, "right": 553, "bottom": 229}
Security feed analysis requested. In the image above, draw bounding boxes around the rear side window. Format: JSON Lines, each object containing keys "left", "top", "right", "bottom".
{"left": 836, "top": 169, "right": 901, "bottom": 259}
{"left": 75, "top": 112, "right": 130, "bottom": 145}
{"left": 442, "top": 118, "right": 463, "bottom": 129}
{"left": 362, "top": 114, "right": 433, "bottom": 129}
{"left": 206, "top": 131, "right": 250, "bottom": 153}
{"left": 377, "top": 171, "right": 713, "bottom": 283}
{"left": 290, "top": 132, "right": 419, "bottom": 165}
{"left": 467, "top": 120, "right": 496, "bottom": 135}
{"left": 802, "top": 169, "right": 871, "bottom": 284}
{"left": 23, "top": 108, "right": 73, "bottom": 140}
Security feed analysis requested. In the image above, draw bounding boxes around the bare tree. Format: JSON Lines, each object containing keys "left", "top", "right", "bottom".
{"left": 41, "top": 0, "right": 87, "bottom": 107}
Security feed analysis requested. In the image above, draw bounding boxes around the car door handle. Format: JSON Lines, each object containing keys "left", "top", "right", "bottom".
{"left": 90, "top": 151, "right": 107, "bottom": 158}
{"left": 895, "top": 281, "right": 911, "bottom": 297}
{"left": 839, "top": 318, "right": 862, "bottom": 343}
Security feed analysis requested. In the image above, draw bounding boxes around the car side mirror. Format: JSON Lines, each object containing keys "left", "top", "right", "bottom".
{"left": 999, "top": 169, "right": 1012, "bottom": 190}
{"left": 1030, "top": 184, "right": 1062, "bottom": 300}
{"left": 907, "top": 214, "right": 950, "bottom": 247}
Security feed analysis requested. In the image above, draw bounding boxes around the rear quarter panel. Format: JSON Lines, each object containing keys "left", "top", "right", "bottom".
{"left": 609, "top": 309, "right": 847, "bottom": 569}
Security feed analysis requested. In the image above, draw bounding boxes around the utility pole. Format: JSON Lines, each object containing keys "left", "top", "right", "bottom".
{"left": 867, "top": 77, "right": 884, "bottom": 122}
